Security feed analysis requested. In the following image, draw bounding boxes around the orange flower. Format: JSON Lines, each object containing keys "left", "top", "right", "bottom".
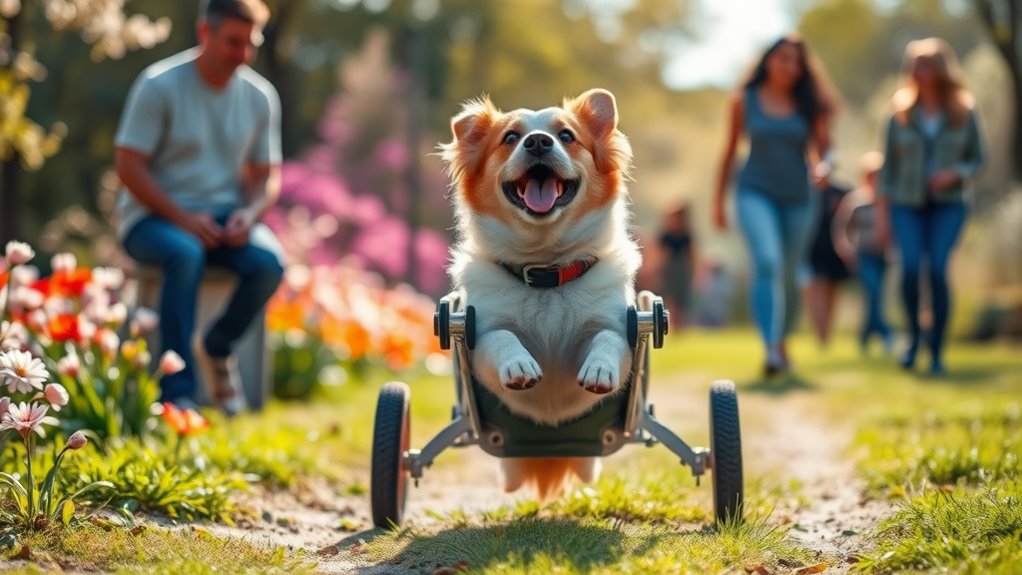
{"left": 382, "top": 332, "right": 415, "bottom": 371}
{"left": 48, "top": 313, "right": 81, "bottom": 343}
{"left": 50, "top": 268, "right": 92, "bottom": 297}
{"left": 161, "top": 402, "right": 210, "bottom": 436}
{"left": 266, "top": 298, "right": 305, "bottom": 332}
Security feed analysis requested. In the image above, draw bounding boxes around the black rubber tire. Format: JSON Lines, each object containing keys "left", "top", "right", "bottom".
{"left": 371, "top": 382, "right": 411, "bottom": 528}
{"left": 709, "top": 380, "right": 743, "bottom": 524}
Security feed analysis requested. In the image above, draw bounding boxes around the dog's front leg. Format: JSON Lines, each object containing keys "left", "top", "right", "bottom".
{"left": 578, "top": 329, "right": 630, "bottom": 395}
{"left": 475, "top": 329, "right": 543, "bottom": 391}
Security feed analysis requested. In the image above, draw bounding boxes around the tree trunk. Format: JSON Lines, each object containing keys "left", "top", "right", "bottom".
{"left": 404, "top": 26, "right": 424, "bottom": 287}
{"left": 262, "top": 0, "right": 302, "bottom": 157}
{"left": 1011, "top": 67, "right": 1022, "bottom": 183}
{"left": 1, "top": 9, "right": 22, "bottom": 244}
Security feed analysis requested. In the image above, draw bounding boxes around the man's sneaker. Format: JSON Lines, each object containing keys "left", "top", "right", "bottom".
{"left": 209, "top": 355, "right": 247, "bottom": 416}
{"left": 193, "top": 339, "right": 247, "bottom": 416}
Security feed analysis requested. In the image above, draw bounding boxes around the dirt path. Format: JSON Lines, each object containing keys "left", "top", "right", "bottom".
{"left": 203, "top": 376, "right": 891, "bottom": 574}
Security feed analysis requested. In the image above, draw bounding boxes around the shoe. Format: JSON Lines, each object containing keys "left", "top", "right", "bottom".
{"left": 209, "top": 355, "right": 247, "bottom": 416}
{"left": 194, "top": 341, "right": 247, "bottom": 416}
{"left": 899, "top": 337, "right": 919, "bottom": 370}
{"left": 929, "top": 360, "right": 947, "bottom": 377}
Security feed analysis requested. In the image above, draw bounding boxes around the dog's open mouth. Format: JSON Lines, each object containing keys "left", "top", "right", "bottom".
{"left": 502, "top": 165, "right": 579, "bottom": 217}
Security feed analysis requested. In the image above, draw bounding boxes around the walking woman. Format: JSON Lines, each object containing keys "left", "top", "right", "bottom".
{"left": 878, "top": 38, "right": 985, "bottom": 375}
{"left": 713, "top": 34, "right": 838, "bottom": 376}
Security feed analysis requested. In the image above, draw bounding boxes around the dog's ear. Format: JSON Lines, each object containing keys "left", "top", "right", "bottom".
{"left": 450, "top": 96, "right": 497, "bottom": 145}
{"left": 565, "top": 89, "right": 618, "bottom": 140}
{"left": 440, "top": 96, "right": 498, "bottom": 180}
{"left": 565, "top": 89, "right": 631, "bottom": 176}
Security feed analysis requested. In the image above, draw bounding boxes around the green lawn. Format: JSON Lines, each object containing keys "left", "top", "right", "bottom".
{"left": 4, "top": 329, "right": 1020, "bottom": 574}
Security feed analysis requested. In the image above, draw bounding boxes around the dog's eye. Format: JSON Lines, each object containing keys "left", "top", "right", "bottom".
{"left": 502, "top": 131, "right": 520, "bottom": 145}
{"left": 558, "top": 129, "right": 575, "bottom": 144}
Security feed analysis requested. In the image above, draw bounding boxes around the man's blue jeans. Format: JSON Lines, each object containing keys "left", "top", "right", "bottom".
{"left": 735, "top": 189, "right": 816, "bottom": 358}
{"left": 856, "top": 252, "right": 891, "bottom": 346}
{"left": 124, "top": 214, "right": 285, "bottom": 401}
{"left": 889, "top": 202, "right": 967, "bottom": 365}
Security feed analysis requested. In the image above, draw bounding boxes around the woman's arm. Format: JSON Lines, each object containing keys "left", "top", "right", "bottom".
{"left": 810, "top": 113, "right": 834, "bottom": 189}
{"left": 713, "top": 93, "right": 744, "bottom": 231}
{"left": 956, "top": 108, "right": 986, "bottom": 180}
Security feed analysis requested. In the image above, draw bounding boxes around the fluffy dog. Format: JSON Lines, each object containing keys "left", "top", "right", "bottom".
{"left": 440, "top": 89, "right": 641, "bottom": 498}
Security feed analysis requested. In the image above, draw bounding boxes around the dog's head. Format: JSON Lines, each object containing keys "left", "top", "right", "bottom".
{"left": 441, "top": 89, "right": 632, "bottom": 230}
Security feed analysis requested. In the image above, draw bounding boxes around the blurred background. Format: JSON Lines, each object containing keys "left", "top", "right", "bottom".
{"left": 1, "top": 0, "right": 1020, "bottom": 354}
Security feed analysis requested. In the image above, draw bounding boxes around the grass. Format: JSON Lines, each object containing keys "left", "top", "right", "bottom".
{"left": 0, "top": 523, "right": 315, "bottom": 575}
{"left": 364, "top": 515, "right": 815, "bottom": 575}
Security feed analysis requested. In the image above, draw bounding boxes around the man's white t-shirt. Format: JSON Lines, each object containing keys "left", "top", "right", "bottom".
{"left": 114, "top": 47, "right": 281, "bottom": 238}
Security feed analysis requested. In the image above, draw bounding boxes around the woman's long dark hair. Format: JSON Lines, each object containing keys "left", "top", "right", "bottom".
{"left": 743, "top": 34, "right": 837, "bottom": 124}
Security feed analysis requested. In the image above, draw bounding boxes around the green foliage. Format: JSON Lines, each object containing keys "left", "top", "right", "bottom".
{"left": 0, "top": 436, "right": 111, "bottom": 531}
{"left": 60, "top": 438, "right": 246, "bottom": 524}
{"left": 46, "top": 341, "right": 163, "bottom": 443}
{"left": 856, "top": 482, "right": 1022, "bottom": 574}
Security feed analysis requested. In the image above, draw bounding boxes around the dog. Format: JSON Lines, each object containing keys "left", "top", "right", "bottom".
{"left": 440, "top": 89, "right": 640, "bottom": 499}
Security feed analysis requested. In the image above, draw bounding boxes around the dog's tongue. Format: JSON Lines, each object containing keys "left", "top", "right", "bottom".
{"left": 523, "top": 178, "right": 558, "bottom": 214}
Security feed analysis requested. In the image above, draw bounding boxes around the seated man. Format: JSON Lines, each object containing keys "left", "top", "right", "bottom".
{"left": 114, "top": 0, "right": 283, "bottom": 414}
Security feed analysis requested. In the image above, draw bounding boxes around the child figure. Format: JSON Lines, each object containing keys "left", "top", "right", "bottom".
{"left": 834, "top": 152, "right": 892, "bottom": 354}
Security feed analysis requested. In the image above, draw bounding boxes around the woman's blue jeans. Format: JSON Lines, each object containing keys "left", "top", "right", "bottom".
{"left": 889, "top": 202, "right": 966, "bottom": 365}
{"left": 123, "top": 214, "right": 285, "bottom": 402}
{"left": 735, "top": 189, "right": 816, "bottom": 356}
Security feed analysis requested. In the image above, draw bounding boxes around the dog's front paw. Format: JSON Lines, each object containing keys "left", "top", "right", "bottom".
{"left": 578, "top": 354, "right": 621, "bottom": 395}
{"left": 499, "top": 354, "right": 543, "bottom": 391}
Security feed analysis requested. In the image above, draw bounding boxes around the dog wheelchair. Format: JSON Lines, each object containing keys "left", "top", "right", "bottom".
{"left": 370, "top": 290, "right": 743, "bottom": 528}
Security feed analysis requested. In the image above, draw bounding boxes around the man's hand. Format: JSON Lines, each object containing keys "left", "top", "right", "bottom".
{"left": 179, "top": 213, "right": 223, "bottom": 249}
{"left": 224, "top": 209, "right": 256, "bottom": 247}
{"left": 928, "top": 169, "right": 961, "bottom": 194}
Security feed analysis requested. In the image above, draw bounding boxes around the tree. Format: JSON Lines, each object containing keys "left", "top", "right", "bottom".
{"left": 0, "top": 0, "right": 170, "bottom": 243}
{"left": 974, "top": 0, "right": 1022, "bottom": 182}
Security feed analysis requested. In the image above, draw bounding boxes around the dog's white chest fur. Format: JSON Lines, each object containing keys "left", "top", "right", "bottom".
{"left": 450, "top": 200, "right": 640, "bottom": 425}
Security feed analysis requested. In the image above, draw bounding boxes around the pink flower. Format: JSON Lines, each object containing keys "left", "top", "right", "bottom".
{"left": 90, "top": 267, "right": 125, "bottom": 291}
{"left": 158, "top": 350, "right": 185, "bottom": 376}
{"left": 26, "top": 309, "right": 47, "bottom": 332}
{"left": 4, "top": 241, "right": 34, "bottom": 266}
{"left": 50, "top": 252, "right": 77, "bottom": 273}
{"left": 0, "top": 349, "right": 48, "bottom": 394}
{"left": 66, "top": 430, "right": 88, "bottom": 450}
{"left": 129, "top": 307, "right": 159, "bottom": 337}
{"left": 0, "top": 402, "right": 59, "bottom": 439}
{"left": 97, "top": 329, "right": 119, "bottom": 358}
{"left": 56, "top": 353, "right": 80, "bottom": 378}
{"left": 0, "top": 396, "right": 9, "bottom": 419}
{"left": 0, "top": 320, "right": 27, "bottom": 351}
{"left": 44, "top": 383, "right": 69, "bottom": 411}
{"left": 11, "top": 287, "right": 44, "bottom": 311}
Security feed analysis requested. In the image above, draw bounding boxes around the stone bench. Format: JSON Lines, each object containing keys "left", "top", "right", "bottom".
{"left": 135, "top": 265, "right": 272, "bottom": 411}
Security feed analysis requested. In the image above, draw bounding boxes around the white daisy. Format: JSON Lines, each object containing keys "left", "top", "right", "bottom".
{"left": 0, "top": 349, "right": 49, "bottom": 394}
{"left": 0, "top": 401, "right": 59, "bottom": 439}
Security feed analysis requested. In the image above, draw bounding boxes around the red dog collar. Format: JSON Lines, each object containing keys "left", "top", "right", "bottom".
{"left": 499, "top": 257, "right": 599, "bottom": 288}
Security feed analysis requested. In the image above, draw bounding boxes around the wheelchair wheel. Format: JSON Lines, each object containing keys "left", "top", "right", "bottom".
{"left": 371, "top": 381, "right": 411, "bottom": 528}
{"left": 709, "top": 380, "right": 743, "bottom": 524}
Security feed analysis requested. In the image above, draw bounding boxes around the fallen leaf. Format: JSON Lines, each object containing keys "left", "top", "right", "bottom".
{"left": 316, "top": 544, "right": 339, "bottom": 557}
{"left": 13, "top": 544, "right": 32, "bottom": 561}
{"left": 744, "top": 564, "right": 774, "bottom": 575}
{"left": 795, "top": 563, "right": 828, "bottom": 575}
{"left": 130, "top": 526, "right": 146, "bottom": 537}
{"left": 191, "top": 526, "right": 213, "bottom": 539}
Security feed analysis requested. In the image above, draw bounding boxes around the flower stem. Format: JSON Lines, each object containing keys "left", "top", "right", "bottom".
{"left": 25, "top": 433, "right": 35, "bottom": 529}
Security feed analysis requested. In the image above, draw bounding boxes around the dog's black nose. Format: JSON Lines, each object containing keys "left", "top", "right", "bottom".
{"left": 523, "top": 132, "right": 554, "bottom": 156}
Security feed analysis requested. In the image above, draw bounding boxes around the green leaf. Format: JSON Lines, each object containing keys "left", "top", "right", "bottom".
{"left": 60, "top": 500, "right": 75, "bottom": 525}
{"left": 0, "top": 473, "right": 27, "bottom": 498}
